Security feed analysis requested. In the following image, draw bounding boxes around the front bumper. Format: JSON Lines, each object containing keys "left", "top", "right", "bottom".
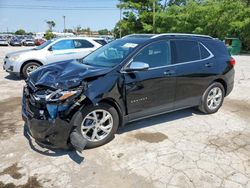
{"left": 11, "top": 43, "right": 22, "bottom": 46}
{"left": 24, "top": 43, "right": 35, "bottom": 46}
{"left": 3, "top": 58, "right": 21, "bottom": 76}
{"left": 22, "top": 96, "right": 73, "bottom": 149}
{"left": 22, "top": 83, "right": 87, "bottom": 151}
{"left": 0, "top": 42, "right": 8, "bottom": 46}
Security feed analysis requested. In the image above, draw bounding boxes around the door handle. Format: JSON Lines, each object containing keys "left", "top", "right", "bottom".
{"left": 205, "top": 62, "right": 214, "bottom": 67}
{"left": 164, "top": 70, "right": 176, "bottom": 76}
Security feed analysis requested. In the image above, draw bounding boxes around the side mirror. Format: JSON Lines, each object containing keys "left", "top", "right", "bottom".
{"left": 124, "top": 61, "right": 149, "bottom": 72}
{"left": 48, "top": 46, "right": 53, "bottom": 51}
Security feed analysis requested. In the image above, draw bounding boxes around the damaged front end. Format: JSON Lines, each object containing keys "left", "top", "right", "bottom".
{"left": 22, "top": 79, "right": 88, "bottom": 152}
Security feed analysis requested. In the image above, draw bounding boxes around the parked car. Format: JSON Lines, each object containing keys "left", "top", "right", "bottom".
{"left": 10, "top": 38, "right": 22, "bottom": 46}
{"left": 23, "top": 39, "right": 35, "bottom": 46}
{"left": 0, "top": 38, "right": 9, "bottom": 46}
{"left": 22, "top": 33, "right": 235, "bottom": 152}
{"left": 34, "top": 38, "right": 46, "bottom": 46}
{"left": 3, "top": 37, "right": 105, "bottom": 78}
{"left": 92, "top": 38, "right": 108, "bottom": 46}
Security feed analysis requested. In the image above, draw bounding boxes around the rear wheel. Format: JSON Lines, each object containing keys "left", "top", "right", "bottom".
{"left": 198, "top": 82, "right": 225, "bottom": 114}
{"left": 75, "top": 103, "right": 119, "bottom": 148}
{"left": 22, "top": 62, "right": 41, "bottom": 79}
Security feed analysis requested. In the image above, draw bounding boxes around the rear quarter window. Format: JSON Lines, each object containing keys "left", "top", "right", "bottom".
{"left": 199, "top": 43, "right": 211, "bottom": 59}
{"left": 202, "top": 40, "right": 230, "bottom": 57}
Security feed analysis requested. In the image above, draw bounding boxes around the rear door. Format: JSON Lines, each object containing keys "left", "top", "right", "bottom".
{"left": 73, "top": 39, "right": 97, "bottom": 59}
{"left": 173, "top": 39, "right": 215, "bottom": 108}
{"left": 124, "top": 40, "right": 176, "bottom": 120}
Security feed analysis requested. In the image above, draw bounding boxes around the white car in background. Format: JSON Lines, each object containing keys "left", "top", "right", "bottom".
{"left": 0, "top": 38, "right": 9, "bottom": 46}
{"left": 3, "top": 37, "right": 107, "bottom": 78}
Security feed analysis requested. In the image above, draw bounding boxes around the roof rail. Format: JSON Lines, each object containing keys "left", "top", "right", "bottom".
{"left": 152, "top": 33, "right": 213, "bottom": 39}
{"left": 122, "top": 34, "right": 155, "bottom": 39}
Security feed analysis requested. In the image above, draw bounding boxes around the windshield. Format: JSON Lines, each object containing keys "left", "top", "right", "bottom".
{"left": 82, "top": 39, "right": 142, "bottom": 68}
{"left": 35, "top": 40, "right": 53, "bottom": 50}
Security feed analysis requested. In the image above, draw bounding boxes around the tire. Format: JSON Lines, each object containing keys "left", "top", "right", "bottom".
{"left": 75, "top": 103, "right": 119, "bottom": 148}
{"left": 198, "top": 82, "right": 225, "bottom": 114}
{"left": 22, "top": 62, "right": 41, "bottom": 79}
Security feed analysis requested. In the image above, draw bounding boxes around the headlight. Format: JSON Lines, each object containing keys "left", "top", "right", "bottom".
{"left": 9, "top": 54, "right": 21, "bottom": 62}
{"left": 46, "top": 90, "right": 80, "bottom": 102}
{"left": 33, "top": 89, "right": 82, "bottom": 102}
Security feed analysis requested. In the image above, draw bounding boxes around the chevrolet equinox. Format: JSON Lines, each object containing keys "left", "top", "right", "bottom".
{"left": 22, "top": 33, "right": 235, "bottom": 151}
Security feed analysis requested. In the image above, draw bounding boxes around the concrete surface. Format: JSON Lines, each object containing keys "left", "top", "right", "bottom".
{"left": 0, "top": 46, "right": 249, "bottom": 188}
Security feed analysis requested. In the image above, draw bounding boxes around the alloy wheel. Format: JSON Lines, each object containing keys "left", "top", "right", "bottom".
{"left": 26, "top": 65, "right": 39, "bottom": 75}
{"left": 81, "top": 109, "right": 113, "bottom": 142}
{"left": 207, "top": 87, "right": 223, "bottom": 110}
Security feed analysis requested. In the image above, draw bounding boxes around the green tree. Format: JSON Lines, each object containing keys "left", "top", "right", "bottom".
{"left": 98, "top": 29, "right": 109, "bottom": 35}
{"left": 64, "top": 29, "right": 74, "bottom": 33}
{"left": 114, "top": 0, "right": 162, "bottom": 37}
{"left": 44, "top": 31, "right": 55, "bottom": 40}
{"left": 114, "top": 0, "right": 250, "bottom": 50}
{"left": 46, "top": 20, "right": 56, "bottom": 31}
{"left": 157, "top": 0, "right": 250, "bottom": 49}
{"left": 15, "top": 29, "right": 26, "bottom": 35}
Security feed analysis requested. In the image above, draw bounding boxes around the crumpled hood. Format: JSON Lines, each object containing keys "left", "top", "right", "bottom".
{"left": 28, "top": 59, "right": 111, "bottom": 90}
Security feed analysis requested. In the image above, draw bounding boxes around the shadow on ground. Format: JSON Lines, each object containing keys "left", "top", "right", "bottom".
{"left": 4, "top": 74, "right": 21, "bottom": 81}
{"left": 23, "top": 124, "right": 84, "bottom": 164}
{"left": 23, "top": 107, "right": 204, "bottom": 163}
{"left": 118, "top": 107, "right": 204, "bottom": 134}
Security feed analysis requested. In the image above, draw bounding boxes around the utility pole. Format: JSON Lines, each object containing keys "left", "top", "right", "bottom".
{"left": 63, "top": 16, "right": 66, "bottom": 33}
{"left": 153, "top": 0, "right": 156, "bottom": 34}
{"left": 119, "top": 0, "right": 122, "bottom": 38}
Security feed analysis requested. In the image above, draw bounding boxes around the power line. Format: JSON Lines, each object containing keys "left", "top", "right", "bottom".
{"left": 0, "top": 5, "right": 118, "bottom": 10}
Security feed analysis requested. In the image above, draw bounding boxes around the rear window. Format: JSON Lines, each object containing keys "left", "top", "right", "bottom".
{"left": 74, "top": 39, "right": 94, "bottom": 48}
{"left": 174, "top": 40, "right": 200, "bottom": 63}
{"left": 94, "top": 39, "right": 107, "bottom": 46}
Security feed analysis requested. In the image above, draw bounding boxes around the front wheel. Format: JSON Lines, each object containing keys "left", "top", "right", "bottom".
{"left": 22, "top": 62, "right": 41, "bottom": 79}
{"left": 198, "top": 82, "right": 225, "bottom": 114}
{"left": 75, "top": 103, "right": 119, "bottom": 148}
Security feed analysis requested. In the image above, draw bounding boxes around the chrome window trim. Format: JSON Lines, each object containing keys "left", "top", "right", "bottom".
{"left": 121, "top": 41, "right": 214, "bottom": 73}
{"left": 121, "top": 40, "right": 172, "bottom": 72}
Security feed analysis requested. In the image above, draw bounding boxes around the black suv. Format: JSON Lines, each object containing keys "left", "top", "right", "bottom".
{"left": 22, "top": 33, "right": 235, "bottom": 151}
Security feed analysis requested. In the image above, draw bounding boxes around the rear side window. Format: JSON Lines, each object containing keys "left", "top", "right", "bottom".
{"left": 94, "top": 39, "right": 107, "bottom": 46}
{"left": 174, "top": 40, "right": 200, "bottom": 63}
{"left": 74, "top": 40, "right": 94, "bottom": 48}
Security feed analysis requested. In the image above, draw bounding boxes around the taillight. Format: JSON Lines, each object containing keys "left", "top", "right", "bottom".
{"left": 229, "top": 57, "right": 236, "bottom": 67}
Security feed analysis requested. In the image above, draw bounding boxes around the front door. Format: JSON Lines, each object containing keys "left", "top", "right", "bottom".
{"left": 124, "top": 40, "right": 176, "bottom": 120}
{"left": 46, "top": 39, "right": 76, "bottom": 64}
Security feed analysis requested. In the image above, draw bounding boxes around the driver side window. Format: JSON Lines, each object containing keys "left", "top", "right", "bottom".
{"left": 52, "top": 40, "right": 74, "bottom": 50}
{"left": 133, "top": 41, "right": 171, "bottom": 68}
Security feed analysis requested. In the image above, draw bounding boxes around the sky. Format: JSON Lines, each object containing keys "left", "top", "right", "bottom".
{"left": 0, "top": 0, "right": 121, "bottom": 33}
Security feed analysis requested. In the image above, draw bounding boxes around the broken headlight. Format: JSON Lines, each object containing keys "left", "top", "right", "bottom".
{"left": 47, "top": 90, "right": 80, "bottom": 102}
{"left": 34, "top": 89, "right": 82, "bottom": 102}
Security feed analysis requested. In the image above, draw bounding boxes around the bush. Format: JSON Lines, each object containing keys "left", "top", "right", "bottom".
{"left": 44, "top": 31, "right": 55, "bottom": 40}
